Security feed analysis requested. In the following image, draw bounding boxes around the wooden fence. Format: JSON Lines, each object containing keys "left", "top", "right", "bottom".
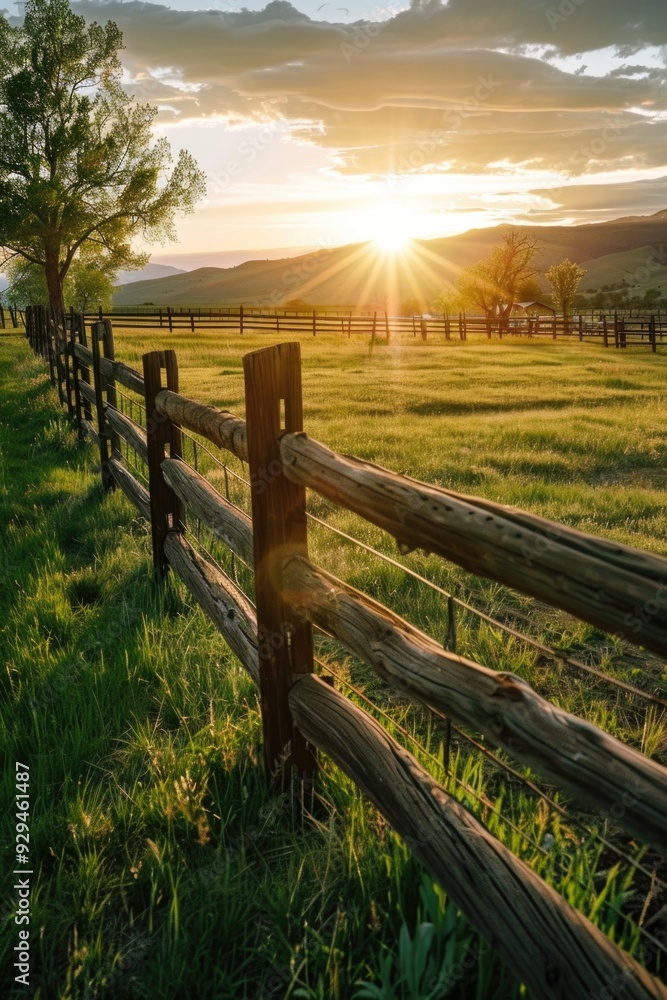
{"left": 77, "top": 304, "right": 667, "bottom": 349}
{"left": 0, "top": 302, "right": 25, "bottom": 329}
{"left": 22, "top": 303, "right": 667, "bottom": 998}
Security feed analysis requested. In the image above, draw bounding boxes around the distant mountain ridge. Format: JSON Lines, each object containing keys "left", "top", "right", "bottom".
{"left": 117, "top": 263, "right": 185, "bottom": 284}
{"left": 113, "top": 211, "right": 667, "bottom": 309}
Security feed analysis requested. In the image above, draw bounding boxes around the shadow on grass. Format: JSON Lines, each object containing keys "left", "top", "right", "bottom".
{"left": 406, "top": 392, "right": 638, "bottom": 417}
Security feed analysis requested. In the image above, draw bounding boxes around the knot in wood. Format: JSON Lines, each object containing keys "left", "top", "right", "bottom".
{"left": 491, "top": 673, "right": 524, "bottom": 702}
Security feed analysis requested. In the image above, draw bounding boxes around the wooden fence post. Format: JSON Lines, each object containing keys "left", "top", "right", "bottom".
{"left": 0, "top": 304, "right": 4, "bottom": 329}
{"left": 77, "top": 317, "right": 94, "bottom": 429}
{"left": 143, "top": 350, "right": 185, "bottom": 578}
{"left": 243, "top": 341, "right": 317, "bottom": 788}
{"left": 43, "top": 307, "right": 56, "bottom": 385}
{"left": 69, "top": 314, "right": 83, "bottom": 437}
{"left": 650, "top": 315, "right": 657, "bottom": 353}
{"left": 51, "top": 309, "right": 67, "bottom": 408}
{"left": 90, "top": 320, "right": 114, "bottom": 491}
{"left": 384, "top": 310, "right": 390, "bottom": 342}
{"left": 62, "top": 311, "right": 74, "bottom": 419}
{"left": 239, "top": 304, "right": 244, "bottom": 335}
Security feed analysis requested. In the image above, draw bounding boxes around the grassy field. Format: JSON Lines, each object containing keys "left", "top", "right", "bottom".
{"left": 2, "top": 326, "right": 667, "bottom": 999}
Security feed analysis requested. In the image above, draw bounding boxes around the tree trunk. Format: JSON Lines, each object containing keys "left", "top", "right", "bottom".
{"left": 44, "top": 252, "right": 65, "bottom": 315}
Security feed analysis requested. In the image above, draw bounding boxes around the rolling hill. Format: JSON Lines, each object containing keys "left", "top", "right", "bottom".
{"left": 112, "top": 211, "right": 667, "bottom": 310}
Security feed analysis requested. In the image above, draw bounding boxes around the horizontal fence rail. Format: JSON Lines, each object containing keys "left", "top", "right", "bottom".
{"left": 21, "top": 310, "right": 667, "bottom": 997}
{"left": 283, "top": 555, "right": 667, "bottom": 847}
{"left": 279, "top": 433, "right": 667, "bottom": 661}
{"left": 67, "top": 304, "right": 667, "bottom": 350}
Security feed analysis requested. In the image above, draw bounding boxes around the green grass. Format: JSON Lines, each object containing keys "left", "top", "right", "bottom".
{"left": 1, "top": 328, "right": 666, "bottom": 998}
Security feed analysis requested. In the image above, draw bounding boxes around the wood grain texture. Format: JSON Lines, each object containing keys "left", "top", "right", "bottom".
{"left": 283, "top": 556, "right": 667, "bottom": 847}
{"left": 105, "top": 407, "right": 148, "bottom": 463}
{"left": 90, "top": 321, "right": 112, "bottom": 490}
{"left": 155, "top": 388, "right": 248, "bottom": 462}
{"left": 143, "top": 351, "right": 181, "bottom": 577}
{"left": 81, "top": 418, "right": 101, "bottom": 445}
{"left": 280, "top": 433, "right": 667, "bottom": 658}
{"left": 108, "top": 458, "right": 150, "bottom": 520}
{"left": 98, "top": 355, "right": 144, "bottom": 396}
{"left": 78, "top": 380, "right": 97, "bottom": 408}
{"left": 161, "top": 458, "right": 254, "bottom": 566}
{"left": 72, "top": 336, "right": 141, "bottom": 402}
{"left": 74, "top": 323, "right": 94, "bottom": 423}
{"left": 163, "top": 531, "right": 259, "bottom": 686}
{"left": 101, "top": 320, "right": 121, "bottom": 458}
{"left": 289, "top": 674, "right": 667, "bottom": 1000}
{"left": 73, "top": 342, "right": 93, "bottom": 367}
{"left": 243, "top": 342, "right": 316, "bottom": 782}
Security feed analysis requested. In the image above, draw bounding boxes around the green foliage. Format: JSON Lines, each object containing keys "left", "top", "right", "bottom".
{"left": 400, "top": 298, "right": 425, "bottom": 316}
{"left": 0, "top": 0, "right": 205, "bottom": 311}
{"left": 458, "top": 231, "right": 542, "bottom": 319}
{"left": 546, "top": 259, "right": 587, "bottom": 317}
{"left": 4, "top": 256, "right": 49, "bottom": 306}
{"left": 4, "top": 251, "right": 115, "bottom": 309}
{"left": 431, "top": 289, "right": 460, "bottom": 314}
{"left": 65, "top": 251, "right": 116, "bottom": 312}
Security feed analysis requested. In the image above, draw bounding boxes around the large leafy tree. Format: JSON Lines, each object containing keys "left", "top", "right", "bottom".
{"left": 0, "top": 0, "right": 205, "bottom": 313}
{"left": 458, "top": 230, "right": 542, "bottom": 327}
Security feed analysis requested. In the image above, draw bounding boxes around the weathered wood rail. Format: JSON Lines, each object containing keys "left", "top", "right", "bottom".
{"left": 22, "top": 313, "right": 667, "bottom": 997}
{"left": 279, "top": 434, "right": 667, "bottom": 660}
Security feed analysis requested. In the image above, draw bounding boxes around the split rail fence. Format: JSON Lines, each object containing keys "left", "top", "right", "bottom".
{"left": 81, "top": 304, "right": 667, "bottom": 350}
{"left": 22, "top": 303, "right": 667, "bottom": 998}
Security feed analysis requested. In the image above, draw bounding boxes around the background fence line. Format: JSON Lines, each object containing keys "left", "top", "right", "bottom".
{"left": 8, "top": 304, "right": 657, "bottom": 350}
{"left": 18, "top": 305, "right": 667, "bottom": 997}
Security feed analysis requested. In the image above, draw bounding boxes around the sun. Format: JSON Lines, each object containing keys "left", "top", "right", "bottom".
{"left": 369, "top": 206, "right": 415, "bottom": 253}
{"left": 373, "top": 228, "right": 412, "bottom": 253}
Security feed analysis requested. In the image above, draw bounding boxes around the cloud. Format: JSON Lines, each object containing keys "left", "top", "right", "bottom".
{"left": 73, "top": 0, "right": 667, "bottom": 183}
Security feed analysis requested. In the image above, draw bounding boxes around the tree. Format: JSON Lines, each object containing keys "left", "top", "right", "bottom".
{"left": 65, "top": 250, "right": 116, "bottom": 312}
{"left": 457, "top": 230, "right": 542, "bottom": 329}
{"left": 0, "top": 0, "right": 205, "bottom": 313}
{"left": 5, "top": 251, "right": 115, "bottom": 310}
{"left": 400, "top": 297, "right": 424, "bottom": 316}
{"left": 546, "top": 259, "right": 586, "bottom": 319}
{"left": 4, "top": 258, "right": 48, "bottom": 307}
{"left": 432, "top": 288, "right": 460, "bottom": 314}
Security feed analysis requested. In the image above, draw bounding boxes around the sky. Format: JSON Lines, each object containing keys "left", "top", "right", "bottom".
{"left": 5, "top": 0, "right": 667, "bottom": 258}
